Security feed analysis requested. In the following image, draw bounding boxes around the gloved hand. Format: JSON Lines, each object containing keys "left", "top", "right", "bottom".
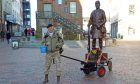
{"left": 59, "top": 47, "right": 63, "bottom": 54}
{"left": 45, "top": 42, "right": 50, "bottom": 46}
{"left": 44, "top": 35, "right": 48, "bottom": 38}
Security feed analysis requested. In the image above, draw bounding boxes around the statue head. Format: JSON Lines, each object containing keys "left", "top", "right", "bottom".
{"left": 95, "top": 0, "right": 100, "bottom": 9}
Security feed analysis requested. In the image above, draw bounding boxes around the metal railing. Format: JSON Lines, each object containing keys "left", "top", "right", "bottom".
{"left": 36, "top": 11, "right": 83, "bottom": 33}
{"left": 36, "top": 11, "right": 52, "bottom": 19}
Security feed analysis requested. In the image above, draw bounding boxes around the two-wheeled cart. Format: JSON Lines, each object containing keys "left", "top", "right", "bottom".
{"left": 61, "top": 27, "right": 112, "bottom": 77}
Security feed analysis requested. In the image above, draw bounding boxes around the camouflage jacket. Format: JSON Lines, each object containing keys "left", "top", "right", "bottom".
{"left": 42, "top": 30, "right": 64, "bottom": 53}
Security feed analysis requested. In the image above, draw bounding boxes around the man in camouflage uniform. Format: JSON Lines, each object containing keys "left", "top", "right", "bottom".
{"left": 87, "top": 0, "right": 106, "bottom": 50}
{"left": 42, "top": 24, "right": 64, "bottom": 84}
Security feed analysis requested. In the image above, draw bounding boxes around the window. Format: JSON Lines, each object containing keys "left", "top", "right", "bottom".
{"left": 129, "top": 5, "right": 135, "bottom": 15}
{"left": 44, "top": 4, "right": 52, "bottom": 18}
{"left": 27, "top": 21, "right": 30, "bottom": 25}
{"left": 44, "top": 4, "right": 52, "bottom": 11}
{"left": 128, "top": 27, "right": 135, "bottom": 35}
{"left": 64, "top": 6, "right": 68, "bottom": 13}
{"left": 57, "top": 0, "right": 62, "bottom": 4}
{"left": 70, "top": 2, "right": 76, "bottom": 13}
{"left": 27, "top": 15, "right": 30, "bottom": 18}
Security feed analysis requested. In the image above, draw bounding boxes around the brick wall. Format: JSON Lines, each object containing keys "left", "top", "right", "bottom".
{"left": 37, "top": 0, "right": 83, "bottom": 29}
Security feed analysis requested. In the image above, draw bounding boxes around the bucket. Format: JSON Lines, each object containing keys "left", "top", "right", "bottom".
{"left": 40, "top": 46, "right": 48, "bottom": 53}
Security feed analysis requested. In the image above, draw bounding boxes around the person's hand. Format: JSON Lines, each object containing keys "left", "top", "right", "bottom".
{"left": 45, "top": 42, "right": 50, "bottom": 46}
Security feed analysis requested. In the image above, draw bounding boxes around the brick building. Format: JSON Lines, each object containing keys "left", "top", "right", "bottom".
{"left": 36, "top": 0, "right": 83, "bottom": 39}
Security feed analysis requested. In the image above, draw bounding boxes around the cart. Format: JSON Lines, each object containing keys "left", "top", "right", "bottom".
{"left": 60, "top": 27, "right": 112, "bottom": 77}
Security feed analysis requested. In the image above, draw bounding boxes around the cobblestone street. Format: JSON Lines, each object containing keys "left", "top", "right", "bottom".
{"left": 0, "top": 41, "right": 140, "bottom": 84}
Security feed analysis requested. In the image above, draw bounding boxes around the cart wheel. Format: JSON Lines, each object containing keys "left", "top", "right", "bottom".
{"left": 97, "top": 66, "right": 106, "bottom": 77}
{"left": 83, "top": 65, "right": 90, "bottom": 75}
{"left": 108, "top": 61, "right": 112, "bottom": 71}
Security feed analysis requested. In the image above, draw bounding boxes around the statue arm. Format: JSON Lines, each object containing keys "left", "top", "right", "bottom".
{"left": 87, "top": 12, "right": 93, "bottom": 28}
{"left": 100, "top": 10, "right": 107, "bottom": 27}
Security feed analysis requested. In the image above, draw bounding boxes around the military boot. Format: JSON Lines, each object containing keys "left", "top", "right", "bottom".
{"left": 57, "top": 76, "right": 60, "bottom": 84}
{"left": 43, "top": 74, "right": 48, "bottom": 84}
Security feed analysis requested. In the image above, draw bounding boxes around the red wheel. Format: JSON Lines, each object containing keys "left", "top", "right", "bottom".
{"left": 97, "top": 66, "right": 106, "bottom": 77}
{"left": 108, "top": 61, "right": 112, "bottom": 71}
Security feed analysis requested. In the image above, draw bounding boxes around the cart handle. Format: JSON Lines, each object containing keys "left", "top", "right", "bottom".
{"left": 60, "top": 55, "right": 86, "bottom": 64}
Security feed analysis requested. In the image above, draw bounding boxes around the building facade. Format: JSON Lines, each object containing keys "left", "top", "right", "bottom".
{"left": 20, "top": 0, "right": 23, "bottom": 32}
{"left": 12, "top": 0, "right": 23, "bottom": 33}
{"left": 0, "top": 0, "right": 2, "bottom": 31}
{"left": 0, "top": 0, "right": 23, "bottom": 35}
{"left": 109, "top": 0, "right": 140, "bottom": 40}
{"left": 22, "top": 0, "right": 31, "bottom": 29}
{"left": 36, "top": 0, "right": 83, "bottom": 38}
{"left": 2, "top": 0, "right": 12, "bottom": 32}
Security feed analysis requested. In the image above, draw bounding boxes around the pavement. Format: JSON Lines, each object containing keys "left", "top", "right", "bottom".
{"left": 0, "top": 40, "right": 140, "bottom": 84}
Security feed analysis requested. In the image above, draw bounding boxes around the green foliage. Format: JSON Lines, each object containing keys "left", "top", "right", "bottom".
{"left": 63, "top": 33, "right": 82, "bottom": 40}
{"left": 35, "top": 27, "right": 42, "bottom": 38}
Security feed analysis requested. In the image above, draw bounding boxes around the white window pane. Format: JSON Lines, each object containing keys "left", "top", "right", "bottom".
{"left": 27, "top": 15, "right": 30, "bottom": 18}
{"left": 43, "top": 4, "right": 52, "bottom": 18}
{"left": 58, "top": 0, "right": 62, "bottom": 4}
{"left": 28, "top": 21, "right": 30, "bottom": 25}
{"left": 70, "top": 2, "right": 76, "bottom": 13}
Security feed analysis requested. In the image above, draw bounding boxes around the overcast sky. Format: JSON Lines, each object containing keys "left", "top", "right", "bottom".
{"left": 30, "top": 0, "right": 109, "bottom": 29}
{"left": 82, "top": 0, "right": 109, "bottom": 16}
{"left": 30, "top": 0, "right": 37, "bottom": 29}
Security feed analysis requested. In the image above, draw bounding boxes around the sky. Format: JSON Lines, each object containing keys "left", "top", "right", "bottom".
{"left": 30, "top": 0, "right": 37, "bottom": 29}
{"left": 30, "top": 0, "right": 109, "bottom": 29}
{"left": 82, "top": 0, "right": 109, "bottom": 16}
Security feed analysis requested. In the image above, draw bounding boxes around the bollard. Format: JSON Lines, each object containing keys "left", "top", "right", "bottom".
{"left": 112, "top": 38, "right": 117, "bottom": 45}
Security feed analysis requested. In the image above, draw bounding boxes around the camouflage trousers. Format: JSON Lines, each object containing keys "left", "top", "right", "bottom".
{"left": 45, "top": 51, "right": 61, "bottom": 76}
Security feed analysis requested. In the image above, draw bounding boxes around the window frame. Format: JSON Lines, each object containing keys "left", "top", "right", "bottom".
{"left": 57, "top": 0, "right": 62, "bottom": 5}
{"left": 129, "top": 4, "right": 135, "bottom": 15}
{"left": 69, "top": 2, "right": 77, "bottom": 14}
